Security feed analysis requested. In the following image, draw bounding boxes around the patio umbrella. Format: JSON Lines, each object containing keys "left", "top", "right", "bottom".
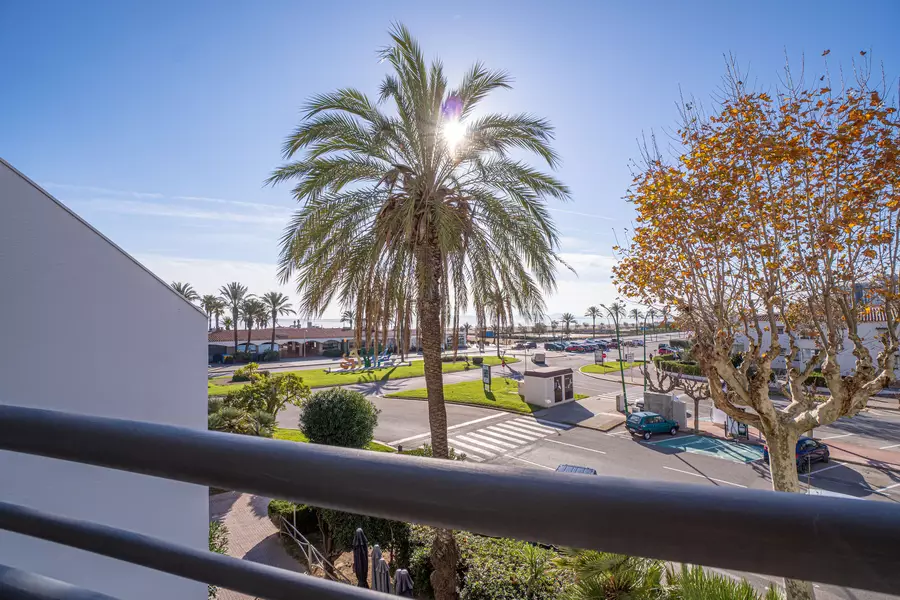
{"left": 374, "top": 557, "right": 391, "bottom": 593}
{"left": 352, "top": 528, "right": 369, "bottom": 588}
{"left": 394, "top": 568, "right": 414, "bottom": 597}
{"left": 371, "top": 544, "right": 383, "bottom": 568}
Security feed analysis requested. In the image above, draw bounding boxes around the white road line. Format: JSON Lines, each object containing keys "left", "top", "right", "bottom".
{"left": 466, "top": 431, "right": 518, "bottom": 449}
{"left": 542, "top": 439, "right": 607, "bottom": 454}
{"left": 531, "top": 418, "right": 571, "bottom": 430}
{"left": 449, "top": 438, "right": 495, "bottom": 458}
{"left": 867, "top": 408, "right": 891, "bottom": 417}
{"left": 455, "top": 435, "right": 508, "bottom": 453}
{"left": 388, "top": 412, "right": 506, "bottom": 445}
{"left": 663, "top": 466, "right": 747, "bottom": 488}
{"left": 510, "top": 419, "right": 561, "bottom": 435}
{"left": 810, "top": 462, "right": 843, "bottom": 475}
{"left": 818, "top": 432, "right": 854, "bottom": 440}
{"left": 490, "top": 423, "right": 544, "bottom": 440}
{"left": 485, "top": 425, "right": 539, "bottom": 442}
{"left": 508, "top": 456, "right": 555, "bottom": 470}
{"left": 879, "top": 443, "right": 900, "bottom": 450}
{"left": 875, "top": 482, "right": 900, "bottom": 494}
{"left": 477, "top": 428, "right": 530, "bottom": 444}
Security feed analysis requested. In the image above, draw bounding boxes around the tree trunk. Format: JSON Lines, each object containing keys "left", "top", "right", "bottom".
{"left": 417, "top": 245, "right": 458, "bottom": 600}
{"left": 693, "top": 397, "right": 700, "bottom": 434}
{"left": 271, "top": 310, "right": 277, "bottom": 349}
{"left": 233, "top": 309, "right": 239, "bottom": 355}
{"left": 764, "top": 426, "right": 814, "bottom": 600}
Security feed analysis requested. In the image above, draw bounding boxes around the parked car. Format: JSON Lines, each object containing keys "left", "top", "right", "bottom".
{"left": 763, "top": 437, "right": 830, "bottom": 472}
{"left": 626, "top": 411, "right": 680, "bottom": 440}
{"left": 526, "top": 341, "right": 537, "bottom": 349}
{"left": 555, "top": 464, "right": 598, "bottom": 475}
{"left": 657, "top": 346, "right": 678, "bottom": 356}
{"left": 513, "top": 342, "right": 527, "bottom": 350}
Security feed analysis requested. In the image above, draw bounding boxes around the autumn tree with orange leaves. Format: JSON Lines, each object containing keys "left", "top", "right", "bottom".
{"left": 615, "top": 58, "right": 899, "bottom": 599}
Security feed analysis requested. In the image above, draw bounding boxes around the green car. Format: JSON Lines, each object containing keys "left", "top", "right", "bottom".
{"left": 626, "top": 411, "right": 679, "bottom": 440}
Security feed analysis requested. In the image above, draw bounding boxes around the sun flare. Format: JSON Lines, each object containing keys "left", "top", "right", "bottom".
{"left": 442, "top": 117, "right": 466, "bottom": 152}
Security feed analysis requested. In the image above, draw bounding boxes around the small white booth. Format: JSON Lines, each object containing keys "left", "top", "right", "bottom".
{"left": 519, "top": 366, "right": 575, "bottom": 408}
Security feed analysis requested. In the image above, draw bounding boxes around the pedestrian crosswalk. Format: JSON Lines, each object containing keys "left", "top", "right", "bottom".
{"left": 445, "top": 416, "right": 572, "bottom": 461}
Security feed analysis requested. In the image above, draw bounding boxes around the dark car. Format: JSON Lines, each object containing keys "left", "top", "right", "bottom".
{"left": 764, "top": 437, "right": 830, "bottom": 472}
{"left": 513, "top": 342, "right": 526, "bottom": 350}
{"left": 526, "top": 341, "right": 537, "bottom": 349}
{"left": 556, "top": 464, "right": 598, "bottom": 475}
{"left": 565, "top": 343, "right": 584, "bottom": 352}
{"left": 626, "top": 411, "right": 679, "bottom": 440}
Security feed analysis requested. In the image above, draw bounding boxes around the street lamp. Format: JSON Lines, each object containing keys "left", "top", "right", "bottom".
{"left": 601, "top": 301, "right": 628, "bottom": 414}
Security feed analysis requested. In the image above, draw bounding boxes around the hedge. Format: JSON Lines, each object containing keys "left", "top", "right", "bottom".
{"left": 322, "top": 348, "right": 344, "bottom": 357}
{"left": 267, "top": 500, "right": 318, "bottom": 535}
{"left": 653, "top": 356, "right": 702, "bottom": 377}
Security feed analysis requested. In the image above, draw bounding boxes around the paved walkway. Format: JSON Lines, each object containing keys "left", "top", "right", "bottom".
{"left": 535, "top": 392, "right": 627, "bottom": 431}
{"left": 209, "top": 492, "right": 305, "bottom": 600}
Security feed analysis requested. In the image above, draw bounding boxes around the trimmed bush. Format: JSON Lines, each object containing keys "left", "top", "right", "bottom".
{"left": 401, "top": 443, "right": 467, "bottom": 461}
{"left": 472, "top": 356, "right": 484, "bottom": 365}
{"left": 233, "top": 351, "right": 253, "bottom": 362}
{"left": 267, "top": 500, "right": 318, "bottom": 535}
{"left": 322, "top": 348, "right": 344, "bottom": 357}
{"left": 299, "top": 388, "right": 379, "bottom": 448}
{"left": 261, "top": 350, "right": 280, "bottom": 362}
{"left": 231, "top": 362, "right": 259, "bottom": 382}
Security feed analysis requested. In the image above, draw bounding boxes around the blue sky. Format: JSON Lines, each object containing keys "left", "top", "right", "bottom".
{"left": 2, "top": 1, "right": 898, "bottom": 324}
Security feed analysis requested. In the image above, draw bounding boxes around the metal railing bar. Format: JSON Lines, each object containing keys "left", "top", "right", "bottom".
{"left": 0, "top": 563, "right": 120, "bottom": 600}
{"left": 278, "top": 517, "right": 351, "bottom": 584}
{"left": 1, "top": 405, "right": 899, "bottom": 593}
{"left": 0, "top": 502, "right": 390, "bottom": 600}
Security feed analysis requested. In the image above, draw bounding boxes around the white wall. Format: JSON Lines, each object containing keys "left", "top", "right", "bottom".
{"left": 0, "top": 160, "right": 207, "bottom": 599}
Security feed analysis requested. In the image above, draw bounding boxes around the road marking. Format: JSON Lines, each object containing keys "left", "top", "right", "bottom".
{"left": 508, "top": 456, "right": 555, "bottom": 470}
{"left": 531, "top": 418, "right": 570, "bottom": 429}
{"left": 867, "top": 408, "right": 891, "bottom": 417}
{"left": 455, "top": 434, "right": 508, "bottom": 453}
{"left": 818, "top": 433, "right": 854, "bottom": 440}
{"left": 465, "top": 431, "right": 519, "bottom": 449}
{"left": 476, "top": 428, "right": 529, "bottom": 444}
{"left": 449, "top": 438, "right": 496, "bottom": 458}
{"left": 542, "top": 439, "right": 607, "bottom": 454}
{"left": 879, "top": 443, "right": 900, "bottom": 450}
{"left": 489, "top": 423, "right": 544, "bottom": 441}
{"left": 809, "top": 462, "right": 843, "bottom": 475}
{"left": 875, "top": 482, "right": 900, "bottom": 494}
{"left": 388, "top": 412, "right": 506, "bottom": 445}
{"left": 510, "top": 419, "right": 562, "bottom": 435}
{"left": 485, "top": 425, "right": 540, "bottom": 442}
{"left": 663, "top": 466, "right": 747, "bottom": 488}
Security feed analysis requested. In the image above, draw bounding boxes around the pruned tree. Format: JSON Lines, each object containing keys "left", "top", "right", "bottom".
{"left": 615, "top": 56, "right": 900, "bottom": 600}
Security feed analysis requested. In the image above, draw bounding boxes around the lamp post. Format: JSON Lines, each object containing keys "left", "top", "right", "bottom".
{"left": 642, "top": 312, "right": 648, "bottom": 393}
{"left": 601, "top": 302, "right": 628, "bottom": 415}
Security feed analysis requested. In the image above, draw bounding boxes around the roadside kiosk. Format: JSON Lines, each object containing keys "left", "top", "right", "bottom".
{"left": 519, "top": 366, "right": 575, "bottom": 408}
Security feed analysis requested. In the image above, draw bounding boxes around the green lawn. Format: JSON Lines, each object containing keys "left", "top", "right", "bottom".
{"left": 387, "top": 376, "right": 588, "bottom": 414}
{"left": 273, "top": 427, "right": 395, "bottom": 453}
{"left": 208, "top": 355, "right": 517, "bottom": 396}
{"left": 581, "top": 361, "right": 642, "bottom": 375}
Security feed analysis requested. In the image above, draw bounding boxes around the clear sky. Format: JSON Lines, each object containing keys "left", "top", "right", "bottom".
{"left": 2, "top": 0, "right": 898, "bottom": 325}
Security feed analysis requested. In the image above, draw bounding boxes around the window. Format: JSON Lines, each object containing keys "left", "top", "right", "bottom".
{"left": 777, "top": 326, "right": 785, "bottom": 334}
{"left": 780, "top": 348, "right": 788, "bottom": 356}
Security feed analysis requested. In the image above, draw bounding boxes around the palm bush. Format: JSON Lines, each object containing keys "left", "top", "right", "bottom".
{"left": 663, "top": 565, "right": 782, "bottom": 600}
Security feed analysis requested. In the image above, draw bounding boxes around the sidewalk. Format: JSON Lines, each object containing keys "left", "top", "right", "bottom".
{"left": 695, "top": 420, "right": 900, "bottom": 473}
{"left": 209, "top": 492, "right": 305, "bottom": 600}
{"left": 535, "top": 393, "right": 626, "bottom": 431}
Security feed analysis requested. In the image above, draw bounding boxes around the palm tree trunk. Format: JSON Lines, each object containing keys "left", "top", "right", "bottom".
{"left": 233, "top": 309, "right": 239, "bottom": 355}
{"left": 271, "top": 310, "right": 277, "bottom": 349}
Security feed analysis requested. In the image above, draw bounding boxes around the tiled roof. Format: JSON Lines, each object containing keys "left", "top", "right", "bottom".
{"left": 208, "top": 327, "right": 355, "bottom": 343}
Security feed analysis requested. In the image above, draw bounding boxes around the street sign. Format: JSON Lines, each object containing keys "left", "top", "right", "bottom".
{"left": 726, "top": 415, "right": 749, "bottom": 439}
{"left": 482, "top": 364, "right": 491, "bottom": 392}
{"left": 594, "top": 349, "right": 604, "bottom": 364}
{"left": 625, "top": 352, "right": 635, "bottom": 363}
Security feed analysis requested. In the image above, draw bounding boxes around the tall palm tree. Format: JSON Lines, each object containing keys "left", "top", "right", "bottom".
{"left": 200, "top": 295, "right": 219, "bottom": 330}
{"left": 171, "top": 282, "right": 199, "bottom": 304}
{"left": 585, "top": 306, "right": 601, "bottom": 338}
{"left": 629, "top": 308, "right": 644, "bottom": 335}
{"left": 646, "top": 306, "right": 658, "bottom": 341}
{"left": 240, "top": 297, "right": 265, "bottom": 349}
{"left": 340, "top": 310, "right": 355, "bottom": 328}
{"left": 212, "top": 298, "right": 226, "bottom": 331}
{"left": 660, "top": 305, "right": 671, "bottom": 331}
{"left": 262, "top": 291, "right": 295, "bottom": 349}
{"left": 550, "top": 320, "right": 559, "bottom": 338}
{"left": 223, "top": 316, "right": 233, "bottom": 330}
{"left": 486, "top": 289, "right": 514, "bottom": 358}
{"left": 220, "top": 282, "right": 248, "bottom": 354}
{"left": 268, "top": 25, "right": 568, "bottom": 597}
{"left": 560, "top": 312, "right": 576, "bottom": 339}
{"left": 462, "top": 322, "right": 471, "bottom": 345}
{"left": 533, "top": 321, "right": 547, "bottom": 336}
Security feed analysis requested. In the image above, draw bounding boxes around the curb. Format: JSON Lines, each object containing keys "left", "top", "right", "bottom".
{"left": 381, "top": 394, "right": 538, "bottom": 418}
{"left": 577, "top": 366, "right": 646, "bottom": 386}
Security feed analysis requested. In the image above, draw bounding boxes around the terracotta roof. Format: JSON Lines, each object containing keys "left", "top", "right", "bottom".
{"left": 208, "top": 327, "right": 355, "bottom": 343}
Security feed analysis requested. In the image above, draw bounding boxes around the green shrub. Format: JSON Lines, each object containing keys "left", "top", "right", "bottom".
{"left": 804, "top": 372, "right": 828, "bottom": 388}
{"left": 441, "top": 354, "right": 469, "bottom": 362}
{"left": 664, "top": 564, "right": 782, "bottom": 599}
{"left": 299, "top": 388, "right": 379, "bottom": 448}
{"left": 231, "top": 362, "right": 260, "bottom": 382}
{"left": 472, "top": 356, "right": 484, "bottom": 365}
{"left": 322, "top": 348, "right": 344, "bottom": 357}
{"left": 233, "top": 351, "right": 253, "bottom": 362}
{"left": 261, "top": 350, "right": 281, "bottom": 362}
{"left": 208, "top": 407, "right": 275, "bottom": 437}
{"left": 224, "top": 372, "right": 310, "bottom": 416}
{"left": 267, "top": 500, "right": 318, "bottom": 535}
{"left": 401, "top": 443, "right": 467, "bottom": 461}
{"left": 208, "top": 397, "right": 224, "bottom": 414}
{"left": 208, "top": 520, "right": 229, "bottom": 599}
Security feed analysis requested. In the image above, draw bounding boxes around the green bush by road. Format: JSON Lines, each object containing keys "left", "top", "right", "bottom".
{"left": 581, "top": 361, "right": 641, "bottom": 375}
{"left": 273, "top": 427, "right": 395, "bottom": 452}
{"left": 208, "top": 355, "right": 517, "bottom": 396}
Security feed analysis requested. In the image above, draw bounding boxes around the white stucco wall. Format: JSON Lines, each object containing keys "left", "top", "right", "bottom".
{"left": 0, "top": 160, "right": 207, "bottom": 598}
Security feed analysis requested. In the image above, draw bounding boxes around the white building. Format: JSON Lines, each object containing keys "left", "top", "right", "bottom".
{"left": 0, "top": 159, "right": 207, "bottom": 599}
{"left": 732, "top": 310, "right": 900, "bottom": 380}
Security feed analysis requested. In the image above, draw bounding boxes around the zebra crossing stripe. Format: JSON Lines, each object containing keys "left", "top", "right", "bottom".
{"left": 530, "top": 418, "right": 571, "bottom": 430}
{"left": 449, "top": 438, "right": 496, "bottom": 458}
{"left": 477, "top": 427, "right": 531, "bottom": 444}
{"left": 489, "top": 423, "right": 544, "bottom": 440}
{"left": 465, "top": 431, "right": 518, "bottom": 449}
{"left": 510, "top": 419, "right": 561, "bottom": 434}
{"left": 455, "top": 435, "right": 507, "bottom": 453}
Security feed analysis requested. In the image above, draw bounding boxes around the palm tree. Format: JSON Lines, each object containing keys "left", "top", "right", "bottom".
{"left": 486, "top": 289, "right": 514, "bottom": 358}
{"left": 268, "top": 26, "right": 568, "bottom": 596}
{"left": 240, "top": 297, "right": 265, "bottom": 350}
{"left": 646, "top": 306, "right": 658, "bottom": 341}
{"left": 554, "top": 549, "right": 664, "bottom": 600}
{"left": 262, "top": 291, "right": 295, "bottom": 349}
{"left": 200, "top": 295, "right": 219, "bottom": 330}
{"left": 171, "top": 282, "right": 199, "bottom": 304}
{"left": 533, "top": 321, "right": 547, "bottom": 337}
{"left": 660, "top": 305, "right": 671, "bottom": 331}
{"left": 223, "top": 316, "right": 233, "bottom": 330}
{"left": 585, "top": 306, "right": 601, "bottom": 338}
{"left": 550, "top": 320, "right": 559, "bottom": 338}
{"left": 220, "top": 283, "right": 248, "bottom": 355}
{"left": 340, "top": 310, "right": 355, "bottom": 328}
{"left": 462, "top": 322, "right": 471, "bottom": 346}
{"left": 561, "top": 312, "right": 576, "bottom": 339}
{"left": 212, "top": 298, "right": 226, "bottom": 331}
{"left": 629, "top": 308, "right": 644, "bottom": 336}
